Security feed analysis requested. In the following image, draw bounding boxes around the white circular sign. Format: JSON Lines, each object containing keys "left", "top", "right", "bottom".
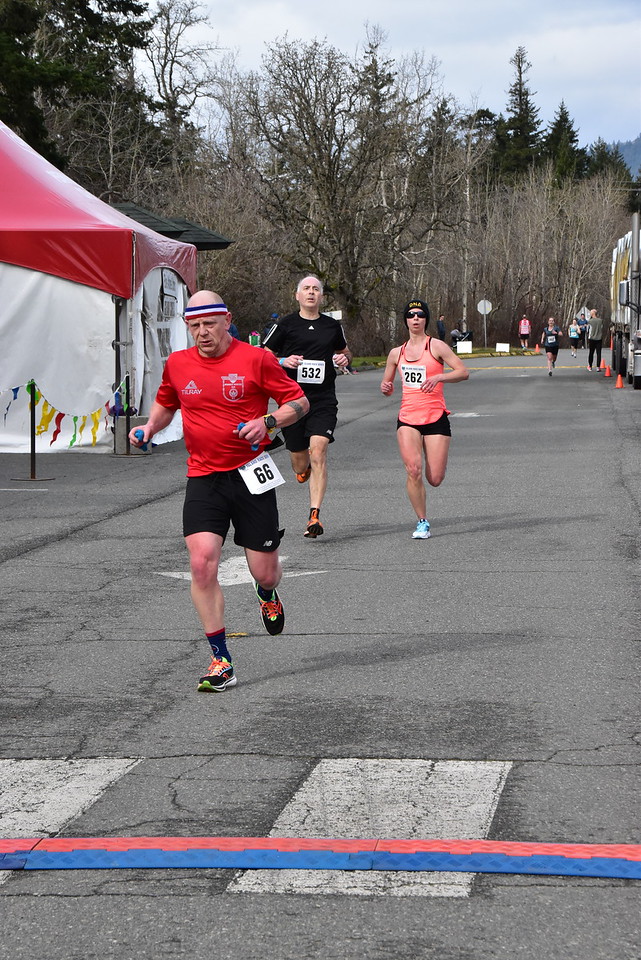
{"left": 477, "top": 299, "right": 492, "bottom": 315}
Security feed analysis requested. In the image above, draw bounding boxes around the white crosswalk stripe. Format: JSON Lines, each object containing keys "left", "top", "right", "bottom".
{"left": 0, "top": 758, "right": 139, "bottom": 884}
{"left": 228, "top": 759, "right": 512, "bottom": 897}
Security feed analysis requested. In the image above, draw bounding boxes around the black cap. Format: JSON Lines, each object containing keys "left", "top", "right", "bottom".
{"left": 403, "top": 299, "right": 430, "bottom": 321}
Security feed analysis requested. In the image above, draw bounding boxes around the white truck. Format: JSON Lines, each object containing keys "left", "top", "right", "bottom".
{"left": 611, "top": 212, "right": 641, "bottom": 387}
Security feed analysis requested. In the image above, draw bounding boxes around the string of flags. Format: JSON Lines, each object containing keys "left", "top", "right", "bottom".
{"left": 1, "top": 379, "right": 130, "bottom": 448}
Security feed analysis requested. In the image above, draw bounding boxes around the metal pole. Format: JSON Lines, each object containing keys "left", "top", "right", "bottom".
{"left": 29, "top": 379, "right": 36, "bottom": 479}
{"left": 125, "top": 373, "right": 131, "bottom": 455}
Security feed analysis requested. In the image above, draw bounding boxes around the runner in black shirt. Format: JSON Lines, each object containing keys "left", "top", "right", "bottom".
{"left": 541, "top": 317, "right": 562, "bottom": 376}
{"left": 263, "top": 276, "right": 351, "bottom": 538}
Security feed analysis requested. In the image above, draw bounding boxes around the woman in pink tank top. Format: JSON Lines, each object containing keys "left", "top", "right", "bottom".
{"left": 380, "top": 299, "right": 469, "bottom": 539}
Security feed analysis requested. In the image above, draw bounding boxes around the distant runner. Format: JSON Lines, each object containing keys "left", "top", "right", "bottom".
{"left": 263, "top": 275, "right": 351, "bottom": 539}
{"left": 380, "top": 299, "right": 469, "bottom": 540}
{"left": 541, "top": 317, "right": 561, "bottom": 376}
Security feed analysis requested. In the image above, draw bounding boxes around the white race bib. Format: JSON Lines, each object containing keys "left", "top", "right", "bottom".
{"left": 400, "top": 363, "right": 426, "bottom": 388}
{"left": 238, "top": 451, "right": 285, "bottom": 495}
{"left": 297, "top": 359, "right": 326, "bottom": 384}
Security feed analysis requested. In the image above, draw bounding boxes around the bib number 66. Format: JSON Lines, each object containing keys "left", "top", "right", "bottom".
{"left": 253, "top": 462, "right": 274, "bottom": 484}
{"left": 238, "top": 451, "right": 285, "bottom": 494}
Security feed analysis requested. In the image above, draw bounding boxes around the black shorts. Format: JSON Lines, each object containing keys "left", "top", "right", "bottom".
{"left": 183, "top": 470, "right": 282, "bottom": 552}
{"left": 282, "top": 392, "right": 338, "bottom": 452}
{"left": 397, "top": 412, "right": 452, "bottom": 437}
{"left": 545, "top": 345, "right": 559, "bottom": 356}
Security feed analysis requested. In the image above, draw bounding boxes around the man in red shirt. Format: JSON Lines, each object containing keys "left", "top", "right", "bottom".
{"left": 130, "top": 290, "right": 309, "bottom": 692}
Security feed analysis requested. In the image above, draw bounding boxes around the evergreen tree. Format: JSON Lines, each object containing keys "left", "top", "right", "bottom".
{"left": 0, "top": 0, "right": 70, "bottom": 163}
{"left": 544, "top": 100, "right": 588, "bottom": 182}
{"left": 588, "top": 138, "right": 632, "bottom": 179}
{"left": 0, "top": 0, "right": 152, "bottom": 168}
{"left": 494, "top": 46, "right": 542, "bottom": 179}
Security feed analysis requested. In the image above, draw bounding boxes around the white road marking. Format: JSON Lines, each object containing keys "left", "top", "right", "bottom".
{"left": 0, "top": 757, "right": 139, "bottom": 885}
{"left": 0, "top": 488, "right": 49, "bottom": 492}
{"left": 228, "top": 758, "right": 512, "bottom": 898}
{"left": 449, "top": 413, "right": 494, "bottom": 418}
{"left": 156, "top": 556, "right": 327, "bottom": 585}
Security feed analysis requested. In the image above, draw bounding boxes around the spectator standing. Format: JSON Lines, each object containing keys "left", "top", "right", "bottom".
{"left": 587, "top": 309, "right": 605, "bottom": 371}
{"left": 436, "top": 314, "right": 446, "bottom": 340}
{"left": 518, "top": 314, "right": 531, "bottom": 349}
{"left": 577, "top": 313, "right": 588, "bottom": 349}
{"left": 228, "top": 312, "right": 240, "bottom": 340}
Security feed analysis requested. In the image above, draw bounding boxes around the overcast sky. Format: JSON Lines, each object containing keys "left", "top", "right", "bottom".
{"left": 202, "top": 0, "right": 641, "bottom": 146}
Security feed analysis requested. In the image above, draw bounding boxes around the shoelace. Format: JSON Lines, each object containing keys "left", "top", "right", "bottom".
{"left": 261, "top": 599, "right": 282, "bottom": 620}
{"left": 204, "top": 657, "right": 231, "bottom": 677}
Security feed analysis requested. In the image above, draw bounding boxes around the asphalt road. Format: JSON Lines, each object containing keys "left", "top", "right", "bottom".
{"left": 1, "top": 350, "right": 640, "bottom": 959}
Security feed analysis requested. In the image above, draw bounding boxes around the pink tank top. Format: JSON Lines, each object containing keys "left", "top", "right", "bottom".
{"left": 397, "top": 337, "right": 449, "bottom": 425}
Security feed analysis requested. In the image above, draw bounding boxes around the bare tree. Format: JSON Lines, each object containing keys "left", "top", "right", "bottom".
{"left": 239, "top": 31, "right": 478, "bottom": 350}
{"left": 143, "top": 0, "right": 220, "bottom": 165}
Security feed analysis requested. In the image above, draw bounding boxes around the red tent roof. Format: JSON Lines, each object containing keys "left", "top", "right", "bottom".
{"left": 0, "top": 121, "right": 197, "bottom": 297}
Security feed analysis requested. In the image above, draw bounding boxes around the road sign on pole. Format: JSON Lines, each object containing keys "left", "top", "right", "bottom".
{"left": 477, "top": 300, "right": 492, "bottom": 348}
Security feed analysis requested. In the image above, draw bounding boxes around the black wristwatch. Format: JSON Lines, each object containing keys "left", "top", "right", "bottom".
{"left": 263, "top": 414, "right": 277, "bottom": 431}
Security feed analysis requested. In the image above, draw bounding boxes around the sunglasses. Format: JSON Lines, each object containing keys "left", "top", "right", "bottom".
{"left": 407, "top": 311, "right": 426, "bottom": 318}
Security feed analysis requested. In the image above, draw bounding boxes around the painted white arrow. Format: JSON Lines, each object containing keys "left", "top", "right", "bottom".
{"left": 156, "top": 556, "right": 326, "bottom": 585}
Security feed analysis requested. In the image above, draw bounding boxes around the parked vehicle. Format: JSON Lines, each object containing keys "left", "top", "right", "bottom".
{"left": 611, "top": 212, "right": 641, "bottom": 387}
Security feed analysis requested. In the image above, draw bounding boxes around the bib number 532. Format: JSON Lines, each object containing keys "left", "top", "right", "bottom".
{"left": 297, "top": 359, "right": 325, "bottom": 383}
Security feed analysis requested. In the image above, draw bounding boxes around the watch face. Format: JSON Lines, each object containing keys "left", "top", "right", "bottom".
{"left": 265, "top": 415, "right": 277, "bottom": 429}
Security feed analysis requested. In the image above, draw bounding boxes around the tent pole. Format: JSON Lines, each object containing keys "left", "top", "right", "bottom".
{"left": 12, "top": 379, "right": 54, "bottom": 481}
{"left": 29, "top": 380, "right": 36, "bottom": 479}
{"left": 125, "top": 373, "right": 131, "bottom": 454}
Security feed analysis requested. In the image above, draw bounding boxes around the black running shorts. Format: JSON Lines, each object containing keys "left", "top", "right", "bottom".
{"left": 183, "top": 470, "right": 282, "bottom": 552}
{"left": 282, "top": 392, "right": 338, "bottom": 451}
{"left": 396, "top": 411, "right": 452, "bottom": 437}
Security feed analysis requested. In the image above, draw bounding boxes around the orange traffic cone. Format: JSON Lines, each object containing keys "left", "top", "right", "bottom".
{"left": 535, "top": 343, "right": 540, "bottom": 354}
{"left": 615, "top": 373, "right": 624, "bottom": 388}
{"left": 600, "top": 358, "right": 606, "bottom": 371}
{"left": 604, "top": 364, "right": 612, "bottom": 377}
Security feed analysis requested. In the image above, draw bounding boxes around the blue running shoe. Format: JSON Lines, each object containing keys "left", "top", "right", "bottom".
{"left": 412, "top": 519, "right": 431, "bottom": 540}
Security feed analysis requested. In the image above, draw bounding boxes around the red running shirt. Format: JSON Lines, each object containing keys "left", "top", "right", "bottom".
{"left": 155, "top": 341, "right": 305, "bottom": 475}
{"left": 397, "top": 337, "right": 450, "bottom": 425}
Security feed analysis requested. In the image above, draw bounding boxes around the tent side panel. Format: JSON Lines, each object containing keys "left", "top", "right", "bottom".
{"left": 0, "top": 229, "right": 134, "bottom": 298}
{"left": 134, "top": 233, "right": 197, "bottom": 294}
{"left": 0, "top": 265, "right": 116, "bottom": 453}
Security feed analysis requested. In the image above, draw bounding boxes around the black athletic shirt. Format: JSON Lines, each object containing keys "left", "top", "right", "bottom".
{"left": 262, "top": 312, "right": 347, "bottom": 396}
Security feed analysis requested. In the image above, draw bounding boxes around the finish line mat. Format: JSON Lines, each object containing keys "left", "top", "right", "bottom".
{"left": 1, "top": 838, "right": 641, "bottom": 878}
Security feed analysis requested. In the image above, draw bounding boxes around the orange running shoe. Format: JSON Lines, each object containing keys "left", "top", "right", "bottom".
{"left": 197, "top": 657, "right": 236, "bottom": 692}
{"left": 304, "top": 508, "right": 324, "bottom": 538}
{"left": 296, "top": 464, "right": 311, "bottom": 483}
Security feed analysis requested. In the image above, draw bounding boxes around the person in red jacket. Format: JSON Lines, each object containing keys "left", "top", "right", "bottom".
{"left": 130, "top": 290, "right": 309, "bottom": 693}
